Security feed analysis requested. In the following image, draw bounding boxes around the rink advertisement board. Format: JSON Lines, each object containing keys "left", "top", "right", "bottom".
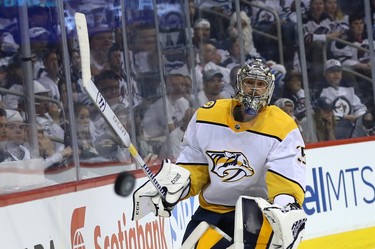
{"left": 0, "top": 141, "right": 375, "bottom": 248}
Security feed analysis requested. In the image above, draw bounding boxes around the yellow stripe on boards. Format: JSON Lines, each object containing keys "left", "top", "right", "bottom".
{"left": 299, "top": 226, "right": 375, "bottom": 249}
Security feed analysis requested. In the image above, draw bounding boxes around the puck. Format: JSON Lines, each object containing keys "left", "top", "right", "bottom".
{"left": 114, "top": 172, "right": 136, "bottom": 197}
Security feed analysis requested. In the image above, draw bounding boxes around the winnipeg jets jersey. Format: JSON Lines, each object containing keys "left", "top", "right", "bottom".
{"left": 176, "top": 99, "right": 306, "bottom": 213}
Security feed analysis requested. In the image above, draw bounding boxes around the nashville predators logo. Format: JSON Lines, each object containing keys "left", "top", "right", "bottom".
{"left": 207, "top": 150, "right": 254, "bottom": 182}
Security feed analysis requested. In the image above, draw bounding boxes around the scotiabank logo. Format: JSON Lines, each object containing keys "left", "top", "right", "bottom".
{"left": 71, "top": 207, "right": 87, "bottom": 249}
{"left": 70, "top": 206, "right": 168, "bottom": 248}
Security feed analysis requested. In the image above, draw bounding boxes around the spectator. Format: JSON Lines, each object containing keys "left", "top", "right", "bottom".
{"left": 130, "top": 25, "right": 159, "bottom": 73}
{"left": 220, "top": 35, "right": 260, "bottom": 71}
{"left": 330, "top": 13, "right": 375, "bottom": 105}
{"left": 227, "top": 11, "right": 260, "bottom": 58}
{"left": 195, "top": 1, "right": 232, "bottom": 40}
{"left": 37, "top": 124, "right": 73, "bottom": 169}
{"left": 195, "top": 42, "right": 230, "bottom": 92}
{"left": 142, "top": 72, "right": 189, "bottom": 139}
{"left": 3, "top": 53, "right": 24, "bottom": 109}
{"left": 301, "top": 96, "right": 336, "bottom": 143}
{"left": 0, "top": 108, "right": 12, "bottom": 162}
{"left": 74, "top": 103, "right": 102, "bottom": 161}
{"left": 361, "top": 111, "right": 375, "bottom": 136}
{"left": 0, "top": 29, "right": 19, "bottom": 57}
{"left": 221, "top": 65, "right": 241, "bottom": 99}
{"left": 182, "top": 74, "right": 194, "bottom": 107}
{"left": 274, "top": 97, "right": 303, "bottom": 133}
{"left": 300, "top": 0, "right": 343, "bottom": 85}
{"left": 282, "top": 70, "right": 306, "bottom": 121}
{"left": 330, "top": 13, "right": 372, "bottom": 78}
{"left": 4, "top": 109, "right": 30, "bottom": 161}
{"left": 159, "top": 107, "right": 196, "bottom": 161}
{"left": 89, "top": 25, "right": 114, "bottom": 76}
{"left": 34, "top": 80, "right": 65, "bottom": 152}
{"left": 274, "top": 97, "right": 296, "bottom": 118}
{"left": 29, "top": 27, "right": 51, "bottom": 80}
{"left": 92, "top": 70, "right": 126, "bottom": 138}
{"left": 38, "top": 50, "right": 61, "bottom": 101}
{"left": 324, "top": 0, "right": 349, "bottom": 32}
{"left": 192, "top": 18, "right": 221, "bottom": 51}
{"left": 198, "top": 68, "right": 225, "bottom": 106}
{"left": 320, "top": 59, "right": 367, "bottom": 139}
{"left": 105, "top": 43, "right": 142, "bottom": 108}
{"left": 70, "top": 49, "right": 84, "bottom": 96}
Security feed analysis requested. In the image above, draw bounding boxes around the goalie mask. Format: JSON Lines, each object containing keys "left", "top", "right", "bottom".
{"left": 235, "top": 59, "right": 275, "bottom": 116}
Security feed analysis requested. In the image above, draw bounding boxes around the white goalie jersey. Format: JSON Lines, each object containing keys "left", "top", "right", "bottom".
{"left": 176, "top": 99, "right": 306, "bottom": 213}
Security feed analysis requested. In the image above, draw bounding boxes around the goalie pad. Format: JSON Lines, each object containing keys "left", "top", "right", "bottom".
{"left": 181, "top": 222, "right": 232, "bottom": 249}
{"left": 230, "top": 196, "right": 306, "bottom": 249}
{"left": 132, "top": 159, "right": 190, "bottom": 220}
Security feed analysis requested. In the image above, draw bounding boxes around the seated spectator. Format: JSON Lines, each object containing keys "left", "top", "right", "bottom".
{"left": 74, "top": 103, "right": 104, "bottom": 161}
{"left": 330, "top": 13, "right": 373, "bottom": 104}
{"left": 38, "top": 49, "right": 61, "bottom": 101}
{"left": 37, "top": 124, "right": 73, "bottom": 169}
{"left": 330, "top": 13, "right": 371, "bottom": 77}
{"left": 92, "top": 70, "right": 126, "bottom": 137}
{"left": 195, "top": 1, "right": 232, "bottom": 40}
{"left": 69, "top": 49, "right": 86, "bottom": 100}
{"left": 105, "top": 43, "right": 143, "bottom": 108}
{"left": 2, "top": 53, "right": 24, "bottom": 110}
{"left": 274, "top": 97, "right": 303, "bottom": 133}
{"left": 34, "top": 80, "right": 66, "bottom": 152}
{"left": 274, "top": 97, "right": 296, "bottom": 118}
{"left": 159, "top": 107, "right": 196, "bottom": 161}
{"left": 220, "top": 35, "right": 260, "bottom": 71}
{"left": 282, "top": 69, "right": 306, "bottom": 121}
{"left": 226, "top": 11, "right": 260, "bottom": 58}
{"left": 324, "top": 0, "right": 349, "bottom": 32}
{"left": 0, "top": 108, "right": 12, "bottom": 162}
{"left": 361, "top": 111, "right": 375, "bottom": 136}
{"left": 221, "top": 65, "right": 241, "bottom": 99}
{"left": 195, "top": 42, "right": 230, "bottom": 92}
{"left": 29, "top": 27, "right": 51, "bottom": 80}
{"left": 0, "top": 29, "right": 19, "bottom": 57}
{"left": 251, "top": 0, "right": 302, "bottom": 67}
{"left": 300, "top": 0, "right": 343, "bottom": 85}
{"left": 300, "top": 96, "right": 336, "bottom": 143}
{"left": 142, "top": 72, "right": 189, "bottom": 139}
{"left": 89, "top": 25, "right": 114, "bottom": 76}
{"left": 192, "top": 18, "right": 222, "bottom": 55}
{"left": 130, "top": 25, "right": 159, "bottom": 74}
{"left": 4, "top": 109, "right": 31, "bottom": 161}
{"left": 198, "top": 68, "right": 225, "bottom": 106}
{"left": 320, "top": 59, "right": 367, "bottom": 139}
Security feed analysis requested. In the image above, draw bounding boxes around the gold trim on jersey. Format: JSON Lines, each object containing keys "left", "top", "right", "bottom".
{"left": 266, "top": 170, "right": 305, "bottom": 206}
{"left": 196, "top": 99, "right": 298, "bottom": 141}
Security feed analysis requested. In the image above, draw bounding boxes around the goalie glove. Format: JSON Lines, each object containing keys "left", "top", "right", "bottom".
{"left": 256, "top": 198, "right": 307, "bottom": 249}
{"left": 132, "top": 159, "right": 190, "bottom": 221}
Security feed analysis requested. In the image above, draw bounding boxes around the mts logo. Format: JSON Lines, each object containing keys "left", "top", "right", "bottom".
{"left": 71, "top": 206, "right": 87, "bottom": 249}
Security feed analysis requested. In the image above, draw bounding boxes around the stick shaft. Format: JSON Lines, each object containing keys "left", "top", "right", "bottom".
{"left": 74, "top": 12, "right": 166, "bottom": 197}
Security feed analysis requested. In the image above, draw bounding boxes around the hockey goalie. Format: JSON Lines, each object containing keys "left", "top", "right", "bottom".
{"left": 132, "top": 59, "right": 307, "bottom": 248}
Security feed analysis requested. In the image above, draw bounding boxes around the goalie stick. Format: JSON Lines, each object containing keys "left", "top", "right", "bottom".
{"left": 74, "top": 12, "right": 166, "bottom": 197}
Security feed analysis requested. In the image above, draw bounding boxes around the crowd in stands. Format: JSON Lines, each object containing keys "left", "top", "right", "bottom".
{"left": 0, "top": 0, "right": 375, "bottom": 170}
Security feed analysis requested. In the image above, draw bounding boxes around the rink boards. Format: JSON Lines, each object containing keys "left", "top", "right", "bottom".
{"left": 0, "top": 139, "right": 375, "bottom": 248}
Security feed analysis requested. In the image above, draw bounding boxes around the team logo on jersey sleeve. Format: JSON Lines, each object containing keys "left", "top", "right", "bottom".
{"left": 202, "top": 100, "right": 216, "bottom": 109}
{"left": 207, "top": 150, "right": 254, "bottom": 182}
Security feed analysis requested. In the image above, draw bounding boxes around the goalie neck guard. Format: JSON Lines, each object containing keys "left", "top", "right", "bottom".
{"left": 234, "top": 59, "right": 275, "bottom": 117}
